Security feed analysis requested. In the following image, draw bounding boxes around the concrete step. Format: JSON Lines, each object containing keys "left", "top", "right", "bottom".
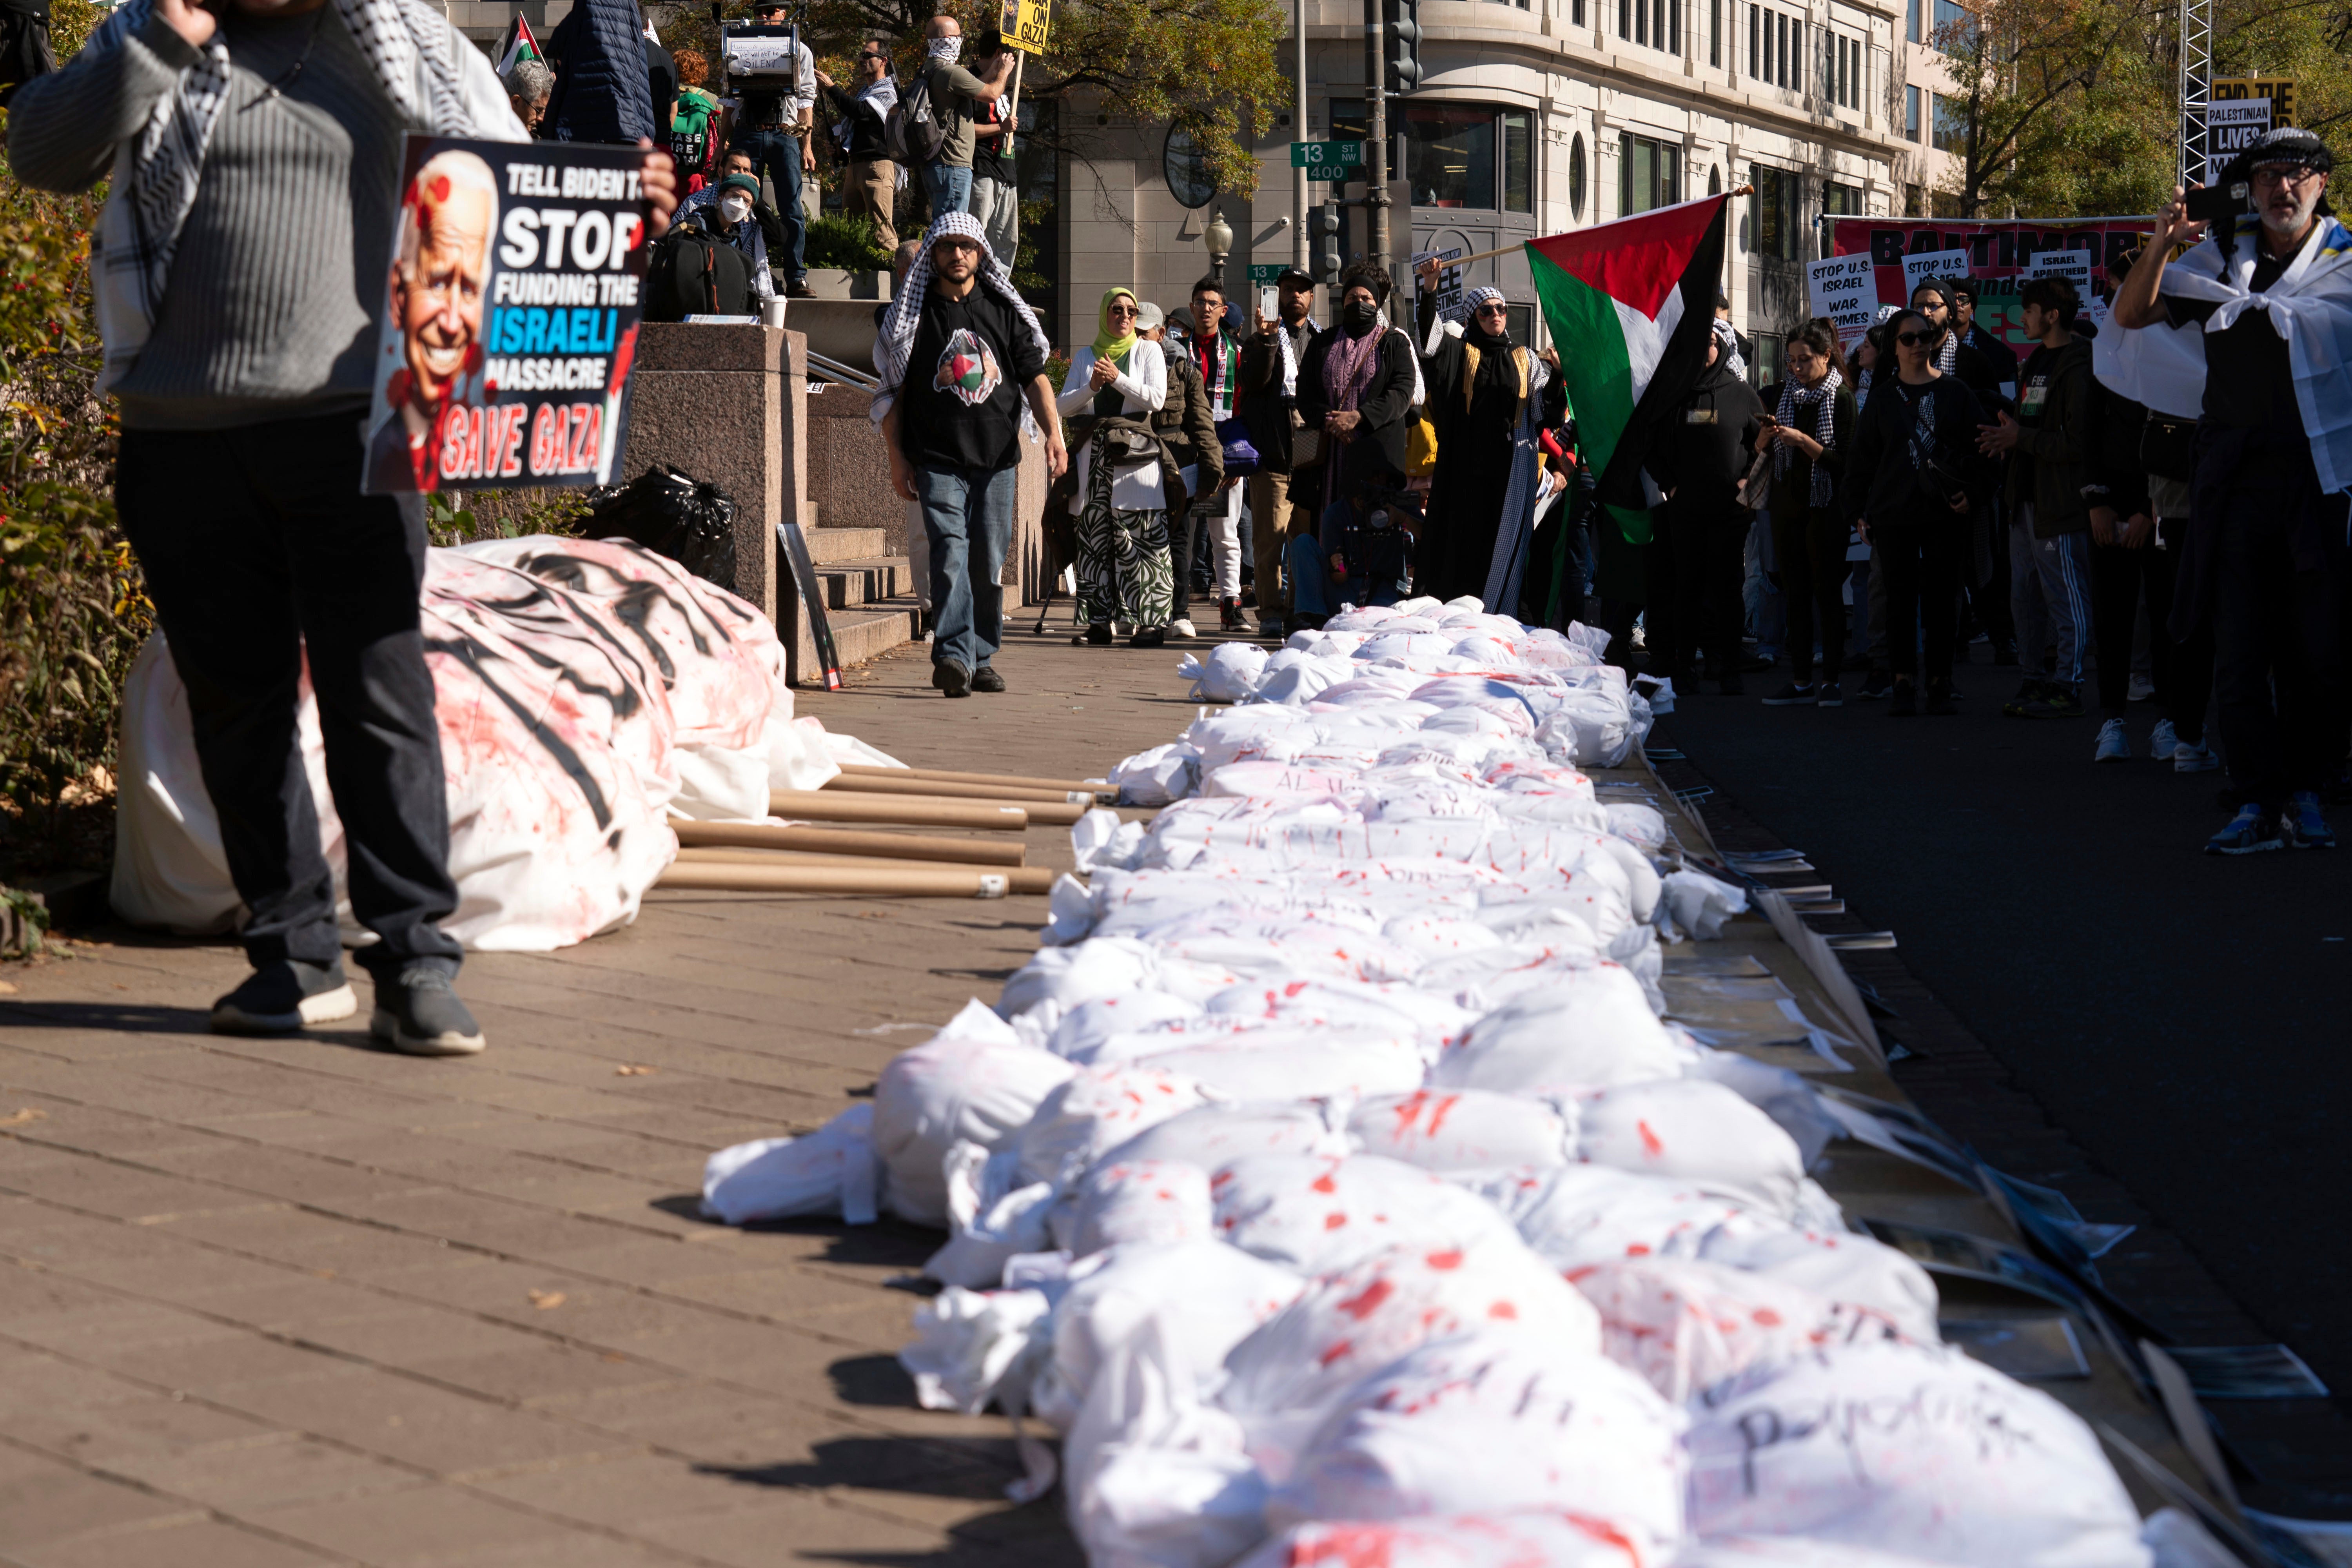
{"left": 826, "top": 600, "right": 920, "bottom": 670}
{"left": 800, "top": 525, "right": 888, "bottom": 564}
{"left": 818, "top": 556, "right": 909, "bottom": 610}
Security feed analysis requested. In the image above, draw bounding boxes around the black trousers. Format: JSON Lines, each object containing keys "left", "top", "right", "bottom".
{"left": 1875, "top": 507, "right": 1965, "bottom": 685}
{"left": 1772, "top": 505, "right": 1848, "bottom": 684}
{"left": 1649, "top": 488, "right": 1746, "bottom": 677}
{"left": 2091, "top": 530, "right": 2211, "bottom": 740}
{"left": 116, "top": 414, "right": 462, "bottom": 978}
{"left": 2211, "top": 492, "right": 2348, "bottom": 810}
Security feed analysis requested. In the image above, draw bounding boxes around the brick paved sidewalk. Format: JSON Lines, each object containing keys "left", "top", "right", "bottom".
{"left": 0, "top": 628, "right": 1189, "bottom": 1568}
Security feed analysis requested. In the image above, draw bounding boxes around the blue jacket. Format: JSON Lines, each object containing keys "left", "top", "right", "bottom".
{"left": 543, "top": 0, "right": 658, "bottom": 145}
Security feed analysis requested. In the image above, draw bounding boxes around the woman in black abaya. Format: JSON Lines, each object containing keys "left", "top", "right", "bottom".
{"left": 1411, "top": 264, "right": 1550, "bottom": 609}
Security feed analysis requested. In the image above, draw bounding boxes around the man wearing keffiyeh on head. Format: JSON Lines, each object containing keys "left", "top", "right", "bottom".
{"left": 7, "top": 0, "right": 678, "bottom": 1054}
{"left": 873, "top": 210, "right": 1067, "bottom": 698}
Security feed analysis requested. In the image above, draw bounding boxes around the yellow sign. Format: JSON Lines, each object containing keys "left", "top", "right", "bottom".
{"left": 2213, "top": 76, "right": 2295, "bottom": 126}
{"left": 1001, "top": 0, "right": 1050, "bottom": 54}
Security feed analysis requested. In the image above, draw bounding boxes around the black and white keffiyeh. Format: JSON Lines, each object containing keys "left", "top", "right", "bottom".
{"left": 1773, "top": 365, "right": 1843, "bottom": 506}
{"left": 89, "top": 0, "right": 516, "bottom": 390}
{"left": 870, "top": 210, "right": 1053, "bottom": 433}
{"left": 1710, "top": 316, "right": 1747, "bottom": 381}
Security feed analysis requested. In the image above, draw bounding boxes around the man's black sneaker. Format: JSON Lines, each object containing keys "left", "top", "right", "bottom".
{"left": 1992, "top": 638, "right": 2020, "bottom": 666}
{"left": 1887, "top": 681, "right": 1918, "bottom": 717}
{"left": 1924, "top": 679, "right": 1958, "bottom": 716}
{"left": 2020, "top": 684, "right": 2084, "bottom": 719}
{"left": 2002, "top": 677, "right": 2048, "bottom": 717}
{"left": 368, "top": 968, "right": 485, "bottom": 1056}
{"left": 210, "top": 960, "right": 357, "bottom": 1036}
{"left": 1815, "top": 682, "right": 1843, "bottom": 708}
{"left": 1761, "top": 682, "right": 1816, "bottom": 706}
{"left": 1131, "top": 626, "right": 1167, "bottom": 649}
{"left": 933, "top": 658, "right": 972, "bottom": 697}
{"left": 1085, "top": 623, "right": 1114, "bottom": 645}
{"left": 1856, "top": 669, "right": 1894, "bottom": 700}
{"left": 971, "top": 666, "right": 1005, "bottom": 693}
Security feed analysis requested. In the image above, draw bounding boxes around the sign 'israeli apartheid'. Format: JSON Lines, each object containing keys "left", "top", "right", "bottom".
{"left": 363, "top": 136, "right": 650, "bottom": 496}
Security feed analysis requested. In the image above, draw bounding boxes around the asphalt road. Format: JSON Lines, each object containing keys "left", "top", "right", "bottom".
{"left": 1654, "top": 656, "right": 2352, "bottom": 1426}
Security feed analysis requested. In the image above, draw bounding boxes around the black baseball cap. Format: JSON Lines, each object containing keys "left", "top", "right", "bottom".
{"left": 1274, "top": 266, "right": 1315, "bottom": 289}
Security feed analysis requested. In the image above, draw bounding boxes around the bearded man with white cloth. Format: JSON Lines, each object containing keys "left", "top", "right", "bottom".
{"left": 2108, "top": 125, "right": 2352, "bottom": 855}
{"left": 8, "top": 0, "right": 677, "bottom": 1051}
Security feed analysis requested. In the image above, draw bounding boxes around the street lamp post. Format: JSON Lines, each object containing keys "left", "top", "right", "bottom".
{"left": 1203, "top": 208, "right": 1234, "bottom": 289}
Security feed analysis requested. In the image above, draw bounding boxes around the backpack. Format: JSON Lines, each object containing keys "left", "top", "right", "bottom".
{"left": 643, "top": 224, "right": 758, "bottom": 321}
{"left": 668, "top": 87, "right": 722, "bottom": 191}
{"left": 881, "top": 70, "right": 948, "bottom": 167}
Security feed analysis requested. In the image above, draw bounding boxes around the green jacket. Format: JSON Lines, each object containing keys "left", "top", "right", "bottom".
{"left": 2004, "top": 337, "right": 2095, "bottom": 537}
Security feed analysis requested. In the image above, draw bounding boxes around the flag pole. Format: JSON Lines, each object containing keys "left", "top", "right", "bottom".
{"left": 1449, "top": 187, "right": 1755, "bottom": 270}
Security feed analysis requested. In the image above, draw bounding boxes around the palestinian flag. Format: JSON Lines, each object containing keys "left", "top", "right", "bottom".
{"left": 496, "top": 15, "right": 542, "bottom": 76}
{"left": 1525, "top": 194, "right": 1731, "bottom": 544}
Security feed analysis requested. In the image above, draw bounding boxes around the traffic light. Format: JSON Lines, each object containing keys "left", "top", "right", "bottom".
{"left": 1384, "top": 0, "right": 1423, "bottom": 95}
{"left": 1312, "top": 202, "right": 1344, "bottom": 284}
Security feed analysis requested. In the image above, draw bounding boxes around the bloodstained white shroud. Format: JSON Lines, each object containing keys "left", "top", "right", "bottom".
{"left": 112, "top": 535, "right": 896, "bottom": 952}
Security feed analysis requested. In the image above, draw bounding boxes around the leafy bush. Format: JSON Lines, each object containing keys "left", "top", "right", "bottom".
{"left": 428, "top": 488, "right": 592, "bottom": 548}
{"left": 803, "top": 211, "right": 890, "bottom": 272}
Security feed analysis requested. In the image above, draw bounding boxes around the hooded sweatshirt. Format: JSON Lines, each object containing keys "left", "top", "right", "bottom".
{"left": 1644, "top": 354, "right": 1767, "bottom": 502}
{"left": 2004, "top": 335, "right": 2095, "bottom": 537}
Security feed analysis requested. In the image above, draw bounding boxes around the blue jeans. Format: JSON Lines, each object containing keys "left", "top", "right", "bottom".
{"left": 916, "top": 463, "right": 1015, "bottom": 671}
{"left": 731, "top": 128, "right": 805, "bottom": 282}
{"left": 923, "top": 161, "right": 974, "bottom": 220}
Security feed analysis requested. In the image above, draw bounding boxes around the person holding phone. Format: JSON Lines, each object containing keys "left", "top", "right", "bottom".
{"left": 7, "top": 0, "right": 679, "bottom": 1053}
{"left": 2109, "top": 126, "right": 2350, "bottom": 854}
{"left": 1840, "top": 309, "right": 1991, "bottom": 716}
{"left": 1237, "top": 267, "right": 1319, "bottom": 635}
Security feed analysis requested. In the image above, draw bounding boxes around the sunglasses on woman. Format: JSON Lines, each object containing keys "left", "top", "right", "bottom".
{"left": 1107, "top": 305, "right": 1138, "bottom": 318}
{"left": 1896, "top": 330, "right": 1933, "bottom": 346}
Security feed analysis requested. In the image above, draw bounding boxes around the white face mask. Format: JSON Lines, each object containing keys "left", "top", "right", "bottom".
{"left": 720, "top": 193, "right": 752, "bottom": 225}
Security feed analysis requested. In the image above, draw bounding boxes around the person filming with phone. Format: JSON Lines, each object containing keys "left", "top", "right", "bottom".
{"left": 7, "top": 0, "right": 679, "bottom": 1053}
{"left": 2108, "top": 126, "right": 2352, "bottom": 855}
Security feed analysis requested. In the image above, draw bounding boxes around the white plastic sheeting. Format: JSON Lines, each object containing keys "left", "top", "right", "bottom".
{"left": 113, "top": 536, "right": 888, "bottom": 951}
{"left": 694, "top": 598, "right": 2148, "bottom": 1568}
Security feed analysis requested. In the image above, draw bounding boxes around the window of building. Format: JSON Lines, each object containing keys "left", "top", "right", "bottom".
{"left": 1822, "top": 180, "right": 1860, "bottom": 258}
{"left": 1931, "top": 92, "right": 1967, "bottom": 153}
{"left": 1775, "top": 12, "right": 1789, "bottom": 86}
{"left": 1397, "top": 103, "right": 1534, "bottom": 212}
{"left": 1569, "top": 132, "right": 1588, "bottom": 219}
{"left": 1748, "top": 4, "right": 1759, "bottom": 75}
{"left": 1163, "top": 127, "right": 1217, "bottom": 209}
{"left": 1621, "top": 133, "right": 1681, "bottom": 216}
{"left": 1904, "top": 83, "right": 1921, "bottom": 141}
{"left": 1905, "top": 181, "right": 1922, "bottom": 216}
{"left": 1933, "top": 0, "right": 1972, "bottom": 38}
{"left": 1572, "top": 0, "right": 1584, "bottom": 23}
{"left": 1501, "top": 110, "right": 1532, "bottom": 212}
{"left": 1622, "top": 0, "right": 1677, "bottom": 51}
{"left": 1749, "top": 162, "right": 1802, "bottom": 260}
{"left": 1710, "top": 0, "right": 1721, "bottom": 65}
{"left": 1906, "top": 0, "right": 1920, "bottom": 41}
{"left": 1749, "top": 330, "right": 1784, "bottom": 389}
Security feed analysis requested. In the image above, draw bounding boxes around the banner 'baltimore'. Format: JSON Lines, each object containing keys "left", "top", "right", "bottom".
{"left": 1525, "top": 194, "right": 1733, "bottom": 543}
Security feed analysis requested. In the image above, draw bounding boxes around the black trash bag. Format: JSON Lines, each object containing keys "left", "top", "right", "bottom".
{"left": 583, "top": 464, "right": 739, "bottom": 588}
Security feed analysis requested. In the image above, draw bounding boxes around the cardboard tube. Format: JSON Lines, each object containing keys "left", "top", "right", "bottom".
{"left": 826, "top": 774, "right": 1086, "bottom": 806}
{"left": 657, "top": 862, "right": 1015, "bottom": 898}
{"left": 839, "top": 763, "right": 1116, "bottom": 800}
{"left": 675, "top": 846, "right": 1057, "bottom": 893}
{"left": 672, "top": 819, "right": 1024, "bottom": 865}
{"left": 767, "top": 790, "right": 1029, "bottom": 830}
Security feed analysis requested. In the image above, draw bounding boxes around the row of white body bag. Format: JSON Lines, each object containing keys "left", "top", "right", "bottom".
{"left": 701, "top": 601, "right": 2207, "bottom": 1568}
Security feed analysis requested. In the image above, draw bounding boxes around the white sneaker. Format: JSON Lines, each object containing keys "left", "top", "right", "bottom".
{"left": 1169, "top": 618, "right": 1198, "bottom": 638}
{"left": 2093, "top": 718, "right": 2130, "bottom": 763}
{"left": 2149, "top": 717, "right": 2179, "bottom": 760}
{"left": 2127, "top": 673, "right": 2156, "bottom": 703}
{"left": 2174, "top": 737, "right": 2222, "bottom": 773}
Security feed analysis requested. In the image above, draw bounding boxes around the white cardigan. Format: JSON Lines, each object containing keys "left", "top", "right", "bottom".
{"left": 1058, "top": 343, "right": 1169, "bottom": 512}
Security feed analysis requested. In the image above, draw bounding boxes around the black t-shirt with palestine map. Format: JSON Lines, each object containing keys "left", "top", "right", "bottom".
{"left": 896, "top": 287, "right": 1046, "bottom": 473}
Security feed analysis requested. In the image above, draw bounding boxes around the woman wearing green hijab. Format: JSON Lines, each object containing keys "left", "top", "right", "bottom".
{"left": 1058, "top": 288, "right": 1172, "bottom": 644}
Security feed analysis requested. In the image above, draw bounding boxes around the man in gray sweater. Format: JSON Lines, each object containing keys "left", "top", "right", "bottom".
{"left": 8, "top": 0, "right": 676, "bottom": 1054}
